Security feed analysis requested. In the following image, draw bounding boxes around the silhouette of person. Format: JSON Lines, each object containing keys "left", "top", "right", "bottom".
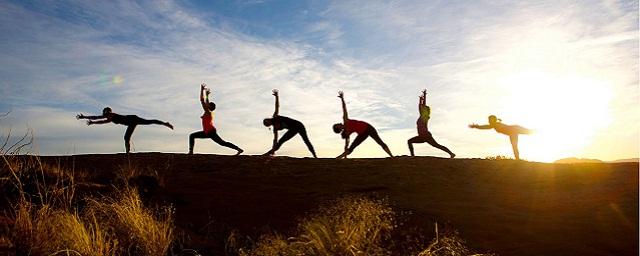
{"left": 188, "top": 83, "right": 243, "bottom": 155}
{"left": 263, "top": 89, "right": 317, "bottom": 157}
{"left": 333, "top": 91, "right": 393, "bottom": 159}
{"left": 469, "top": 115, "right": 532, "bottom": 160}
{"left": 408, "top": 89, "right": 455, "bottom": 158}
{"left": 76, "top": 107, "right": 173, "bottom": 153}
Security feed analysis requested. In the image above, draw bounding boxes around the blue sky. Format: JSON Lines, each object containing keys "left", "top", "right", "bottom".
{"left": 0, "top": 0, "right": 638, "bottom": 161}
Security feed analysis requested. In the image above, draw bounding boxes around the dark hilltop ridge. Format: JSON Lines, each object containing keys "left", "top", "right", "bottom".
{"left": 2, "top": 153, "right": 638, "bottom": 255}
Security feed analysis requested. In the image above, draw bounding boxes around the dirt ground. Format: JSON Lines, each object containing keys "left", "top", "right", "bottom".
{"left": 27, "top": 153, "right": 640, "bottom": 255}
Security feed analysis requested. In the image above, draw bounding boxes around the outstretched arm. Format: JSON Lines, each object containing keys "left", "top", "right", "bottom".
{"left": 469, "top": 123, "right": 492, "bottom": 129}
{"left": 77, "top": 114, "right": 104, "bottom": 120}
{"left": 272, "top": 89, "right": 279, "bottom": 117}
{"left": 87, "top": 119, "right": 110, "bottom": 125}
{"left": 338, "top": 91, "right": 348, "bottom": 122}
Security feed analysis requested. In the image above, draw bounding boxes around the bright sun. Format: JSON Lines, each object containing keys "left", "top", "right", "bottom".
{"left": 497, "top": 71, "right": 612, "bottom": 162}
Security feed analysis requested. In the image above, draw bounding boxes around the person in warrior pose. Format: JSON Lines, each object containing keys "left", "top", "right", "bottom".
{"left": 76, "top": 107, "right": 173, "bottom": 153}
{"left": 188, "top": 83, "right": 243, "bottom": 155}
{"left": 262, "top": 89, "right": 318, "bottom": 157}
{"left": 407, "top": 89, "right": 455, "bottom": 158}
{"left": 333, "top": 91, "right": 393, "bottom": 159}
{"left": 469, "top": 115, "right": 533, "bottom": 160}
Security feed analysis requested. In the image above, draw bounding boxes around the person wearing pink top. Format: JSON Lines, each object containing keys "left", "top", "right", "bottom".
{"left": 188, "top": 83, "right": 243, "bottom": 155}
{"left": 332, "top": 91, "right": 393, "bottom": 159}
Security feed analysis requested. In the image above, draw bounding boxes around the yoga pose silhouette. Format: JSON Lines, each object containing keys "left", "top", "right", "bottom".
{"left": 76, "top": 107, "right": 173, "bottom": 153}
{"left": 333, "top": 91, "right": 393, "bottom": 159}
{"left": 263, "top": 89, "right": 317, "bottom": 157}
{"left": 188, "top": 83, "right": 243, "bottom": 155}
{"left": 469, "top": 115, "right": 532, "bottom": 160}
{"left": 408, "top": 89, "right": 455, "bottom": 158}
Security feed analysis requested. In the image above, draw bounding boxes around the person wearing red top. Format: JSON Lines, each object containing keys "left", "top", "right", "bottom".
{"left": 333, "top": 91, "right": 393, "bottom": 159}
{"left": 76, "top": 107, "right": 173, "bottom": 154}
{"left": 188, "top": 83, "right": 243, "bottom": 155}
{"left": 407, "top": 89, "right": 455, "bottom": 158}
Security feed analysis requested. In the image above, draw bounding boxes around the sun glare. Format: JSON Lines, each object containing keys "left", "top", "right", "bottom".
{"left": 497, "top": 71, "right": 612, "bottom": 162}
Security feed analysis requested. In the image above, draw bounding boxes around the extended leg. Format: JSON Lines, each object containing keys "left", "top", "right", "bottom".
{"left": 368, "top": 127, "right": 393, "bottom": 157}
{"left": 299, "top": 128, "right": 317, "bottom": 158}
{"left": 425, "top": 134, "right": 455, "bottom": 158}
{"left": 189, "top": 131, "right": 207, "bottom": 154}
{"left": 210, "top": 131, "right": 243, "bottom": 155}
{"left": 136, "top": 116, "right": 173, "bottom": 129}
{"left": 267, "top": 129, "right": 298, "bottom": 155}
{"left": 509, "top": 135, "right": 520, "bottom": 160}
{"left": 407, "top": 136, "right": 427, "bottom": 157}
{"left": 347, "top": 133, "right": 369, "bottom": 156}
{"left": 124, "top": 125, "right": 137, "bottom": 153}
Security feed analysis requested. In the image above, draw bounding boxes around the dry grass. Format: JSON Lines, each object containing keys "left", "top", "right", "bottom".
{"left": 241, "top": 197, "right": 395, "bottom": 256}
{"left": 2, "top": 155, "right": 175, "bottom": 256}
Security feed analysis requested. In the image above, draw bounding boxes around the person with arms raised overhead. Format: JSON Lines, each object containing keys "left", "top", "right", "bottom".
{"left": 262, "top": 89, "right": 317, "bottom": 158}
{"left": 469, "top": 115, "right": 532, "bottom": 160}
{"left": 408, "top": 89, "right": 455, "bottom": 158}
{"left": 76, "top": 107, "right": 173, "bottom": 154}
{"left": 333, "top": 91, "right": 393, "bottom": 159}
{"left": 188, "top": 83, "right": 243, "bottom": 155}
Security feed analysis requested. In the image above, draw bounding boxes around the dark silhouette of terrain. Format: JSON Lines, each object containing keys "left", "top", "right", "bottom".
{"left": 20, "top": 154, "right": 640, "bottom": 255}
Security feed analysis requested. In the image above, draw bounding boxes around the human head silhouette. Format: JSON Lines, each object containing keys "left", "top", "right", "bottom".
{"left": 332, "top": 123, "right": 344, "bottom": 134}
{"left": 488, "top": 115, "right": 501, "bottom": 125}
{"left": 208, "top": 102, "right": 216, "bottom": 111}
{"left": 102, "top": 107, "right": 112, "bottom": 116}
{"left": 263, "top": 118, "right": 273, "bottom": 127}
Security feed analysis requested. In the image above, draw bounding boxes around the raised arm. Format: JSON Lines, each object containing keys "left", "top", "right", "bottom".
{"left": 338, "top": 91, "right": 348, "bottom": 122}
{"left": 272, "top": 89, "right": 279, "bottom": 117}
{"left": 200, "top": 83, "right": 210, "bottom": 112}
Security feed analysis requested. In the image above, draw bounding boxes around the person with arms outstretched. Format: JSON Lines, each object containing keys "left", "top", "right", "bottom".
{"left": 76, "top": 107, "right": 173, "bottom": 153}
{"left": 333, "top": 91, "right": 393, "bottom": 159}
{"left": 408, "top": 89, "right": 455, "bottom": 158}
{"left": 188, "top": 83, "right": 243, "bottom": 155}
{"left": 469, "top": 115, "right": 532, "bottom": 160}
{"left": 263, "top": 89, "right": 317, "bottom": 157}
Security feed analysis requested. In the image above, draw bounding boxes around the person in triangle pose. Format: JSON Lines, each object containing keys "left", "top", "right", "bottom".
{"left": 333, "top": 91, "right": 393, "bottom": 159}
{"left": 188, "top": 83, "right": 243, "bottom": 155}
{"left": 76, "top": 107, "right": 173, "bottom": 153}
{"left": 408, "top": 89, "right": 455, "bottom": 158}
{"left": 262, "top": 89, "right": 317, "bottom": 157}
{"left": 469, "top": 115, "right": 533, "bottom": 160}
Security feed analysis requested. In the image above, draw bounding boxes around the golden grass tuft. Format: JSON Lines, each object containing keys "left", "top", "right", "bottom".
{"left": 87, "top": 188, "right": 174, "bottom": 256}
{"left": 241, "top": 197, "right": 394, "bottom": 256}
{"left": 4, "top": 154, "right": 174, "bottom": 256}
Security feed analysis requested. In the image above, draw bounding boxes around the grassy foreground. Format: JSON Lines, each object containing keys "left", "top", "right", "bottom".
{"left": 0, "top": 154, "right": 495, "bottom": 256}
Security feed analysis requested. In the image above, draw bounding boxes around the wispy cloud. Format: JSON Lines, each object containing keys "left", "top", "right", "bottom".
{"left": 0, "top": 0, "right": 637, "bottom": 160}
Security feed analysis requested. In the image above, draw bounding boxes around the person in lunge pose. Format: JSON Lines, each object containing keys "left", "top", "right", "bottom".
{"left": 263, "top": 89, "right": 317, "bottom": 157}
{"left": 76, "top": 107, "right": 173, "bottom": 153}
{"left": 469, "top": 115, "right": 533, "bottom": 160}
{"left": 407, "top": 89, "right": 455, "bottom": 158}
{"left": 188, "top": 83, "right": 243, "bottom": 155}
{"left": 333, "top": 91, "right": 393, "bottom": 159}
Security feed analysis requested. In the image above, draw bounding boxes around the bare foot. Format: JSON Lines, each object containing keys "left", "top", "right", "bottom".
{"left": 235, "top": 149, "right": 244, "bottom": 156}
{"left": 165, "top": 122, "right": 174, "bottom": 130}
{"left": 450, "top": 153, "right": 456, "bottom": 158}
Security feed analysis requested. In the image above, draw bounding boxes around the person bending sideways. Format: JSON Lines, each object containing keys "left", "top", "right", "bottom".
{"left": 77, "top": 107, "right": 173, "bottom": 153}
{"left": 333, "top": 91, "right": 393, "bottom": 159}
{"left": 469, "top": 115, "right": 532, "bottom": 160}
{"left": 263, "top": 89, "right": 317, "bottom": 157}
{"left": 407, "top": 89, "right": 455, "bottom": 158}
{"left": 188, "top": 83, "right": 243, "bottom": 155}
